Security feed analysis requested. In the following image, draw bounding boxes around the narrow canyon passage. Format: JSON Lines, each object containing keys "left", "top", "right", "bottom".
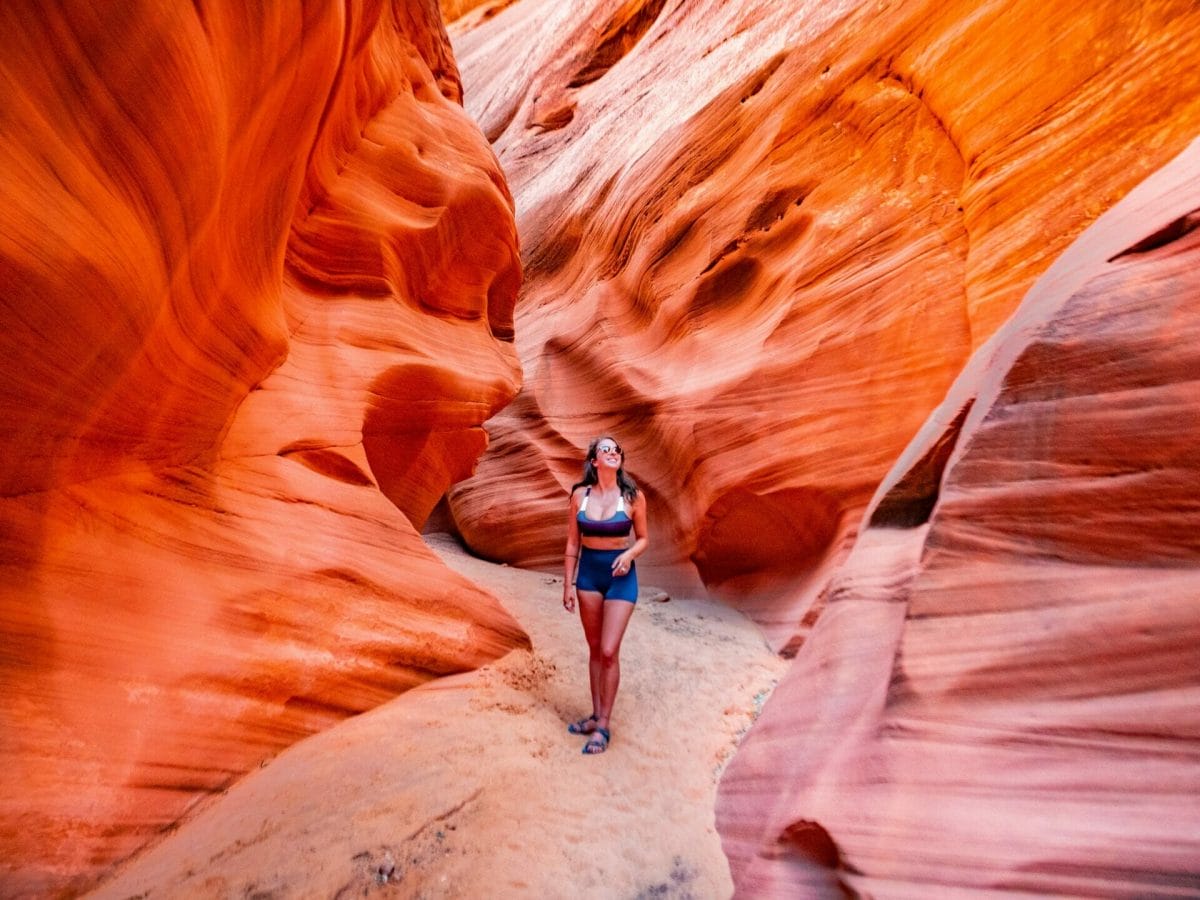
{"left": 90, "top": 535, "right": 785, "bottom": 899}
{"left": 5, "top": 1, "right": 1200, "bottom": 894}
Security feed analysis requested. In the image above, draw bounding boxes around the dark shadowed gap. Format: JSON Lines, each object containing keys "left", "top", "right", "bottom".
{"left": 868, "top": 400, "right": 974, "bottom": 528}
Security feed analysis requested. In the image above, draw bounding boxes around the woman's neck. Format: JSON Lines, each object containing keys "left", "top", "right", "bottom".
{"left": 595, "top": 469, "right": 619, "bottom": 491}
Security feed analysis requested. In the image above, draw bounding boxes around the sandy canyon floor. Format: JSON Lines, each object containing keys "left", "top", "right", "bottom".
{"left": 91, "top": 535, "right": 785, "bottom": 899}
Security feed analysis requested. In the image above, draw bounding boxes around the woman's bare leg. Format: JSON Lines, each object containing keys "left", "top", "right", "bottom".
{"left": 595, "top": 599, "right": 636, "bottom": 732}
{"left": 577, "top": 590, "right": 605, "bottom": 726}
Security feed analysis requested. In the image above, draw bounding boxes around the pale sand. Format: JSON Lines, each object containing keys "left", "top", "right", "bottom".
{"left": 91, "top": 535, "right": 786, "bottom": 899}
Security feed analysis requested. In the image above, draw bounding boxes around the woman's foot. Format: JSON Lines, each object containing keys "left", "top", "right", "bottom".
{"left": 582, "top": 728, "right": 610, "bottom": 754}
{"left": 567, "top": 714, "right": 598, "bottom": 735}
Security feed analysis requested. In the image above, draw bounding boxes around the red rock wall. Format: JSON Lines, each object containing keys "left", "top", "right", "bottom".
{"left": 446, "top": 0, "right": 1200, "bottom": 649}
{"left": 717, "top": 138, "right": 1200, "bottom": 897}
{"left": 440, "top": 0, "right": 513, "bottom": 24}
{"left": 0, "top": 2, "right": 524, "bottom": 895}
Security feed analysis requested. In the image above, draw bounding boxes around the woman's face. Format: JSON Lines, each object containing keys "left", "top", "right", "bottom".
{"left": 593, "top": 439, "right": 623, "bottom": 470}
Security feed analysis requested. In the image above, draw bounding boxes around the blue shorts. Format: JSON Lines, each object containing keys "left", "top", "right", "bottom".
{"left": 575, "top": 547, "right": 638, "bottom": 603}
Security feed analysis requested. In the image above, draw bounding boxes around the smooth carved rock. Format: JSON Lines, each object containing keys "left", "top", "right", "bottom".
{"left": 440, "top": 0, "right": 515, "bottom": 24}
{"left": 0, "top": 2, "right": 524, "bottom": 895}
{"left": 446, "top": 0, "right": 1200, "bottom": 649}
{"left": 716, "top": 139, "right": 1200, "bottom": 897}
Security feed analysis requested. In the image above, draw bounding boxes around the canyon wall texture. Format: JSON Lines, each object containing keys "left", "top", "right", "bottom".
{"left": 440, "top": 0, "right": 507, "bottom": 24}
{"left": 445, "top": 0, "right": 1200, "bottom": 894}
{"left": 0, "top": 2, "right": 525, "bottom": 895}
{"left": 716, "top": 139, "right": 1200, "bottom": 897}
{"left": 446, "top": 0, "right": 1200, "bottom": 650}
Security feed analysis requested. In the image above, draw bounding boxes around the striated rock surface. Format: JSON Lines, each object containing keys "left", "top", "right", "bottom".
{"left": 446, "top": 0, "right": 1200, "bottom": 648}
{"left": 716, "top": 140, "right": 1200, "bottom": 896}
{"left": 0, "top": 2, "right": 524, "bottom": 896}
{"left": 440, "top": 0, "right": 511, "bottom": 24}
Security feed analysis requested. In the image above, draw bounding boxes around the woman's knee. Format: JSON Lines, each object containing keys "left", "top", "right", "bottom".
{"left": 599, "top": 645, "right": 620, "bottom": 667}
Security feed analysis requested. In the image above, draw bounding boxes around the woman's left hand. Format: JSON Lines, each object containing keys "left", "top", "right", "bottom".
{"left": 612, "top": 552, "right": 633, "bottom": 575}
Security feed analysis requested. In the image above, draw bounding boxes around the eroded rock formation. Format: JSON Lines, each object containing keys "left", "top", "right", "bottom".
{"left": 446, "top": 0, "right": 1200, "bottom": 650}
{"left": 0, "top": 2, "right": 524, "bottom": 895}
{"left": 441, "top": 0, "right": 511, "bottom": 23}
{"left": 717, "top": 138, "right": 1200, "bottom": 897}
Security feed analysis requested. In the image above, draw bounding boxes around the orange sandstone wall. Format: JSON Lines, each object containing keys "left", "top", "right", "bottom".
{"left": 445, "top": 0, "right": 1200, "bottom": 649}
{"left": 0, "top": 2, "right": 524, "bottom": 896}
{"left": 717, "top": 139, "right": 1200, "bottom": 897}
{"left": 440, "top": 0, "right": 513, "bottom": 24}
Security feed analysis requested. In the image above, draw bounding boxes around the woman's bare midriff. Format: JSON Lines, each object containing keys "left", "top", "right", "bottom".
{"left": 581, "top": 537, "right": 632, "bottom": 551}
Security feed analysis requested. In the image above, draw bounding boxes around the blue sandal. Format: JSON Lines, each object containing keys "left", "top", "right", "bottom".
{"left": 582, "top": 728, "right": 610, "bottom": 754}
{"left": 567, "top": 715, "right": 598, "bottom": 735}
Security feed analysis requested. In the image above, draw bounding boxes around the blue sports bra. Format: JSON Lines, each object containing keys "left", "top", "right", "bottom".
{"left": 577, "top": 487, "right": 633, "bottom": 537}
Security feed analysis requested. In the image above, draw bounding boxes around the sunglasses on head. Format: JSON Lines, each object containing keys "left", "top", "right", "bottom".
{"left": 595, "top": 443, "right": 621, "bottom": 455}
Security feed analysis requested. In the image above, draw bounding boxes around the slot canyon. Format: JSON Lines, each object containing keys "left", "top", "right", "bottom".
{"left": 2, "top": 0, "right": 1198, "bottom": 896}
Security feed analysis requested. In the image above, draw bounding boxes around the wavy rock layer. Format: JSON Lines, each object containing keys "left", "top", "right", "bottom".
{"left": 441, "top": 0, "right": 510, "bottom": 23}
{"left": 716, "top": 141, "right": 1200, "bottom": 896}
{"left": 0, "top": 2, "right": 524, "bottom": 895}
{"left": 446, "top": 0, "right": 1200, "bottom": 648}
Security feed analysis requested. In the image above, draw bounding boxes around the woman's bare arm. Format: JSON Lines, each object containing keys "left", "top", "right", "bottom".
{"left": 563, "top": 488, "right": 582, "bottom": 609}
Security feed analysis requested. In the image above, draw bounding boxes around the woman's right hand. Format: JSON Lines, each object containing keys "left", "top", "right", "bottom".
{"left": 562, "top": 584, "right": 577, "bottom": 613}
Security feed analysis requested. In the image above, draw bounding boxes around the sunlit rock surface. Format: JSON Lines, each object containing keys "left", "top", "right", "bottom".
{"left": 0, "top": 2, "right": 524, "bottom": 895}
{"left": 716, "top": 139, "right": 1200, "bottom": 897}
{"left": 441, "top": 0, "right": 509, "bottom": 23}
{"left": 446, "top": 0, "right": 1200, "bottom": 649}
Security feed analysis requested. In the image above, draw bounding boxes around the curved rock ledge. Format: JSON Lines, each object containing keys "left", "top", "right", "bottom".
{"left": 716, "top": 137, "right": 1200, "bottom": 898}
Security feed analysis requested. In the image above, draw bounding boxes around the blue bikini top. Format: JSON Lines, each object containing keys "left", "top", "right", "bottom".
{"left": 577, "top": 487, "right": 633, "bottom": 537}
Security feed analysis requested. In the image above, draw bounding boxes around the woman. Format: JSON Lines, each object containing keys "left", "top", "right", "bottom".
{"left": 562, "top": 436, "right": 649, "bottom": 754}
